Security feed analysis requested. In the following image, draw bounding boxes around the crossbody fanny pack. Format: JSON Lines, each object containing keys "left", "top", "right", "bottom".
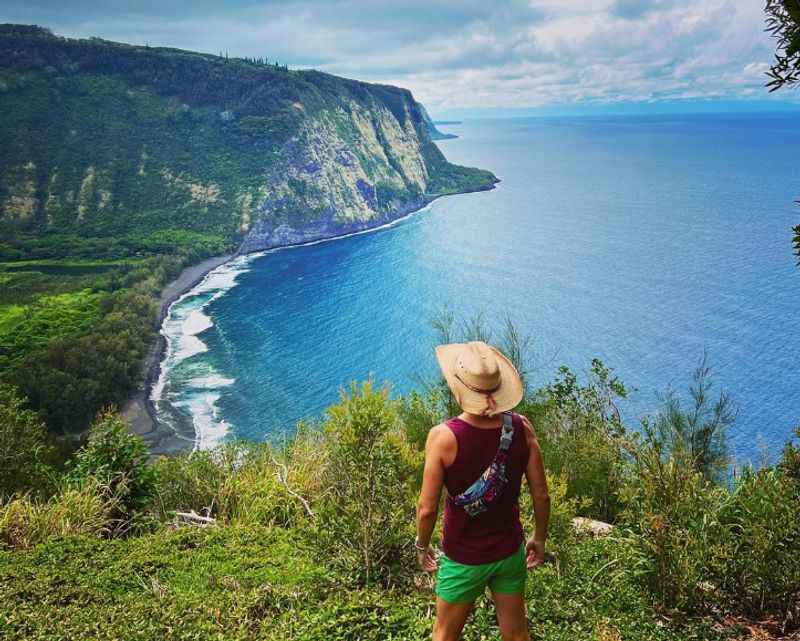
{"left": 450, "top": 412, "right": 514, "bottom": 517}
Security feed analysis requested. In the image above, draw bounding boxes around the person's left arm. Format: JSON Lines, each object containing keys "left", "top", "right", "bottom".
{"left": 415, "top": 424, "right": 448, "bottom": 572}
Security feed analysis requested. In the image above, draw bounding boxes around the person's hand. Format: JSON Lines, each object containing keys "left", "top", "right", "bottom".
{"left": 416, "top": 544, "right": 438, "bottom": 573}
{"left": 526, "top": 537, "right": 546, "bottom": 569}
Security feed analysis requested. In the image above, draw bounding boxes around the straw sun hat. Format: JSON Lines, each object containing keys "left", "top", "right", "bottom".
{"left": 435, "top": 341, "right": 523, "bottom": 416}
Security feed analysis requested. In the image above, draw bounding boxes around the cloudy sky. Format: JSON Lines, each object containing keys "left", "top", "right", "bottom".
{"left": 2, "top": 0, "right": 796, "bottom": 117}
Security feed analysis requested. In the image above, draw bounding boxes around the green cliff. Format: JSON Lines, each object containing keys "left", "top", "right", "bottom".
{"left": 0, "top": 24, "right": 497, "bottom": 251}
{"left": 0, "top": 24, "right": 497, "bottom": 434}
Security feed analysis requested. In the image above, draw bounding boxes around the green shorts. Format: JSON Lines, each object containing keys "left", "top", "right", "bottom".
{"left": 435, "top": 544, "right": 527, "bottom": 604}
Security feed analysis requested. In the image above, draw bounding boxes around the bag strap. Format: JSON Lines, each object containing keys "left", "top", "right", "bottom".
{"left": 450, "top": 412, "right": 516, "bottom": 515}
{"left": 498, "top": 411, "right": 514, "bottom": 450}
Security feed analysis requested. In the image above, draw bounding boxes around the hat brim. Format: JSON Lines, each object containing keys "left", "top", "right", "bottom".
{"left": 435, "top": 343, "right": 524, "bottom": 416}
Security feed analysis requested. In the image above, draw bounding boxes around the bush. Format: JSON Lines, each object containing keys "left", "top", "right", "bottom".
{"left": 518, "top": 470, "right": 589, "bottom": 568}
{"left": 0, "top": 479, "right": 116, "bottom": 550}
{"left": 66, "top": 409, "right": 157, "bottom": 532}
{"left": 153, "top": 429, "right": 327, "bottom": 528}
{"left": 151, "top": 446, "right": 234, "bottom": 521}
{"left": 0, "top": 384, "right": 57, "bottom": 498}
{"left": 617, "top": 431, "right": 728, "bottom": 615}
{"left": 780, "top": 425, "right": 800, "bottom": 484}
{"left": 318, "top": 381, "right": 419, "bottom": 587}
{"left": 534, "top": 360, "right": 629, "bottom": 522}
{"left": 712, "top": 466, "right": 800, "bottom": 630}
{"left": 398, "top": 388, "right": 446, "bottom": 451}
{"left": 650, "top": 353, "right": 735, "bottom": 483}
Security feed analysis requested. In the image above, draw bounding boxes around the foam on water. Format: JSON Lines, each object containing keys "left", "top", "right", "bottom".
{"left": 151, "top": 253, "right": 261, "bottom": 450}
{"left": 152, "top": 202, "right": 440, "bottom": 450}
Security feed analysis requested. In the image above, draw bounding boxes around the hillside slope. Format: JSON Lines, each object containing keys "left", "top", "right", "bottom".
{"left": 0, "top": 24, "right": 497, "bottom": 435}
{"left": 0, "top": 24, "right": 497, "bottom": 253}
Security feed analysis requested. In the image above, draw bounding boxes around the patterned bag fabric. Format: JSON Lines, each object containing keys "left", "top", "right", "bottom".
{"left": 451, "top": 412, "right": 515, "bottom": 517}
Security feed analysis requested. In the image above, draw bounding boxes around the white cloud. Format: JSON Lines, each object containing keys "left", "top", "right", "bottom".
{"left": 0, "top": 0, "right": 786, "bottom": 111}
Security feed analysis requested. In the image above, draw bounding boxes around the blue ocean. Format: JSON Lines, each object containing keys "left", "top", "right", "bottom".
{"left": 152, "top": 113, "right": 800, "bottom": 461}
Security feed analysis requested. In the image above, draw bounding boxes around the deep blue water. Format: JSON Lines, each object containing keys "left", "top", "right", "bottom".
{"left": 154, "top": 114, "right": 800, "bottom": 461}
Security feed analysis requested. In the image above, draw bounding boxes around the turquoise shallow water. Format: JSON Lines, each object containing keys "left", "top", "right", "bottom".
{"left": 153, "top": 114, "right": 800, "bottom": 461}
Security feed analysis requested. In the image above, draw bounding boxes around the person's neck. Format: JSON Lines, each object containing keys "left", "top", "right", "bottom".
{"left": 459, "top": 412, "right": 502, "bottom": 429}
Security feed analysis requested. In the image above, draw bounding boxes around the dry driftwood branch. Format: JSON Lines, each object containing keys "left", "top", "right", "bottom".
{"left": 270, "top": 453, "right": 315, "bottom": 519}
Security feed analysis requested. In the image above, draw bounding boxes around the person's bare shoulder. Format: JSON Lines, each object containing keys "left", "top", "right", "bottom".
{"left": 426, "top": 422, "right": 457, "bottom": 465}
{"left": 517, "top": 413, "right": 539, "bottom": 448}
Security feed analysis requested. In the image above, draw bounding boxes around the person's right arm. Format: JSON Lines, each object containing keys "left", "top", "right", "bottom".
{"left": 520, "top": 414, "right": 550, "bottom": 568}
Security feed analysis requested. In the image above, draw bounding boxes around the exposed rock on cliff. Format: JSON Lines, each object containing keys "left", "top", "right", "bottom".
{"left": 0, "top": 24, "right": 497, "bottom": 252}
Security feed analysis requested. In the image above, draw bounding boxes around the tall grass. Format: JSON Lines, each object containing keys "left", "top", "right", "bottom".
{"left": 0, "top": 479, "right": 118, "bottom": 550}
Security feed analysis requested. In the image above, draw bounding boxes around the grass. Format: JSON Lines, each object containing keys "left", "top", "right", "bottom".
{"left": 0, "top": 525, "right": 733, "bottom": 641}
{"left": 0, "top": 289, "right": 104, "bottom": 371}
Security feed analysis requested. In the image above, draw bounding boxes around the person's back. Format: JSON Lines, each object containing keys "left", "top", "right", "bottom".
{"left": 415, "top": 341, "right": 551, "bottom": 641}
{"left": 441, "top": 413, "right": 528, "bottom": 565}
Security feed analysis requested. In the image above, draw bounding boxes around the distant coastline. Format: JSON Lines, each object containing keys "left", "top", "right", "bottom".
{"left": 125, "top": 182, "right": 499, "bottom": 455}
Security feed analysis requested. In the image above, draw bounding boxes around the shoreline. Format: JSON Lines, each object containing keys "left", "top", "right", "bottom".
{"left": 122, "top": 254, "right": 235, "bottom": 455}
{"left": 123, "top": 183, "right": 498, "bottom": 455}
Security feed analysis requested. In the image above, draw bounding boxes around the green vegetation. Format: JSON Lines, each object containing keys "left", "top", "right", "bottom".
{"left": 0, "top": 24, "right": 494, "bottom": 240}
{"left": 764, "top": 2, "right": 800, "bottom": 263}
{"left": 1, "top": 315, "right": 798, "bottom": 640}
{"left": 766, "top": 0, "right": 800, "bottom": 91}
{"left": 0, "top": 24, "right": 496, "bottom": 440}
{"left": 0, "top": 384, "right": 57, "bottom": 499}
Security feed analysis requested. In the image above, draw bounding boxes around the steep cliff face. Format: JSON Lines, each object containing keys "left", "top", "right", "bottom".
{"left": 0, "top": 25, "right": 497, "bottom": 253}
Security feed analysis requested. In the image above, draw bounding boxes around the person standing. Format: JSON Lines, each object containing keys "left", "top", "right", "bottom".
{"left": 415, "top": 341, "right": 550, "bottom": 641}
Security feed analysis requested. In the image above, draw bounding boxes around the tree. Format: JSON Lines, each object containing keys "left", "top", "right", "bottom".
{"left": 0, "top": 384, "right": 57, "bottom": 498}
{"left": 766, "top": 0, "right": 800, "bottom": 91}
{"left": 765, "top": 1, "right": 800, "bottom": 262}
{"left": 66, "top": 409, "right": 157, "bottom": 530}
{"left": 650, "top": 352, "right": 735, "bottom": 483}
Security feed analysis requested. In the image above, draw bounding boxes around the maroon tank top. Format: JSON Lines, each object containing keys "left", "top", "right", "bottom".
{"left": 442, "top": 413, "right": 529, "bottom": 565}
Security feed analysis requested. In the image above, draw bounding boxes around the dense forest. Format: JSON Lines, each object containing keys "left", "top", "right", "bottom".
{"left": 0, "top": 24, "right": 496, "bottom": 439}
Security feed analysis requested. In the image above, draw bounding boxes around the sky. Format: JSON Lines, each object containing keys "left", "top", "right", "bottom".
{"left": 2, "top": 0, "right": 798, "bottom": 118}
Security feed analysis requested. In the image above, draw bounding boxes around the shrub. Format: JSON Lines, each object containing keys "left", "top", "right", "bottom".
{"left": 519, "top": 471, "right": 589, "bottom": 568}
{"left": 0, "top": 479, "right": 116, "bottom": 550}
{"left": 152, "top": 447, "right": 231, "bottom": 520}
{"left": 535, "top": 360, "right": 629, "bottom": 522}
{"left": 66, "top": 409, "right": 157, "bottom": 532}
{"left": 712, "top": 466, "right": 800, "bottom": 630}
{"left": 0, "top": 384, "right": 57, "bottom": 498}
{"left": 780, "top": 425, "right": 800, "bottom": 485}
{"left": 617, "top": 431, "right": 728, "bottom": 615}
{"left": 398, "top": 388, "right": 446, "bottom": 451}
{"left": 651, "top": 353, "right": 735, "bottom": 483}
{"left": 153, "top": 429, "right": 327, "bottom": 528}
{"left": 318, "top": 381, "right": 419, "bottom": 587}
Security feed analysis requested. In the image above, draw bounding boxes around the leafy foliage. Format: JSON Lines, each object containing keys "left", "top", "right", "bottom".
{"left": 0, "top": 384, "right": 56, "bottom": 498}
{"left": 617, "top": 430, "right": 728, "bottom": 616}
{"left": 153, "top": 434, "right": 327, "bottom": 528}
{"left": 765, "top": 0, "right": 800, "bottom": 91}
{"left": 0, "top": 479, "right": 116, "bottom": 550}
{"left": 648, "top": 352, "right": 735, "bottom": 483}
{"left": 532, "top": 360, "right": 629, "bottom": 522}
{"left": 319, "top": 381, "right": 419, "bottom": 587}
{"left": 712, "top": 467, "right": 800, "bottom": 630}
{"left": 13, "top": 289, "right": 155, "bottom": 433}
{"left": 66, "top": 409, "right": 157, "bottom": 530}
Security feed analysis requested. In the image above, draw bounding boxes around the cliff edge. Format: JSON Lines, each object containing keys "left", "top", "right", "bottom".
{"left": 0, "top": 24, "right": 497, "bottom": 253}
